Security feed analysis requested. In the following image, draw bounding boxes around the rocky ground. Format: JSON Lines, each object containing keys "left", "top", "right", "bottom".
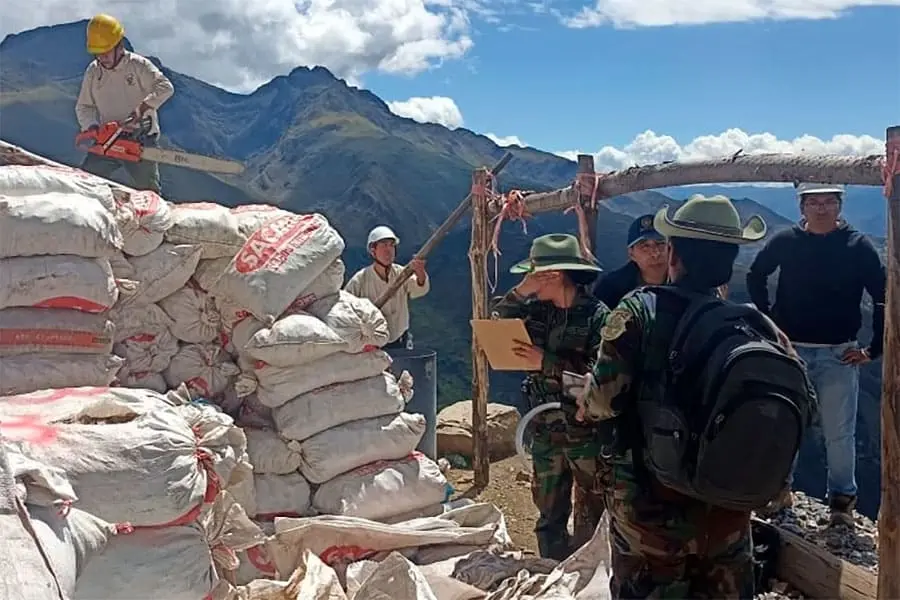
{"left": 445, "top": 458, "right": 879, "bottom": 599}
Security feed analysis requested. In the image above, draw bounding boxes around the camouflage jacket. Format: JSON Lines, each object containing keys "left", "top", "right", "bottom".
{"left": 491, "top": 286, "right": 608, "bottom": 418}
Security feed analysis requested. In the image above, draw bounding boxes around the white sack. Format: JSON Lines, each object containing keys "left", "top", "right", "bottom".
{"left": 230, "top": 315, "right": 266, "bottom": 354}
{"left": 159, "top": 284, "right": 222, "bottom": 343}
{"left": 114, "top": 327, "right": 180, "bottom": 375}
{"left": 120, "top": 189, "right": 173, "bottom": 256}
{"left": 211, "top": 213, "right": 345, "bottom": 323}
{"left": 299, "top": 413, "right": 426, "bottom": 484}
{"left": 236, "top": 394, "right": 275, "bottom": 429}
{"left": 122, "top": 243, "right": 203, "bottom": 306}
{"left": 118, "top": 370, "right": 168, "bottom": 393}
{"left": 0, "top": 308, "right": 114, "bottom": 355}
{"left": 0, "top": 255, "right": 119, "bottom": 312}
{"left": 73, "top": 490, "right": 265, "bottom": 600}
{"left": 164, "top": 342, "right": 240, "bottom": 399}
{"left": 244, "top": 428, "right": 303, "bottom": 474}
{"left": 194, "top": 257, "right": 231, "bottom": 292}
{"left": 0, "top": 443, "right": 74, "bottom": 600}
{"left": 307, "top": 290, "right": 391, "bottom": 352}
{"left": 29, "top": 505, "right": 119, "bottom": 596}
{"left": 107, "top": 302, "right": 174, "bottom": 342}
{"left": 0, "top": 164, "right": 116, "bottom": 211}
{"left": 0, "top": 192, "right": 122, "bottom": 258}
{"left": 165, "top": 201, "right": 245, "bottom": 259}
{"left": 75, "top": 524, "right": 215, "bottom": 600}
{"left": 18, "top": 407, "right": 225, "bottom": 526}
{"left": 253, "top": 473, "right": 312, "bottom": 518}
{"left": 0, "top": 353, "right": 123, "bottom": 396}
{"left": 242, "top": 312, "right": 347, "bottom": 367}
{"left": 273, "top": 370, "right": 412, "bottom": 441}
{"left": 287, "top": 257, "right": 345, "bottom": 311}
{"left": 312, "top": 452, "right": 452, "bottom": 520}
{"left": 107, "top": 252, "right": 135, "bottom": 279}
{"left": 254, "top": 348, "right": 391, "bottom": 408}
{"left": 225, "top": 461, "right": 257, "bottom": 520}
{"left": 230, "top": 203, "right": 292, "bottom": 237}
{"left": 0, "top": 385, "right": 174, "bottom": 425}
{"left": 269, "top": 502, "right": 500, "bottom": 575}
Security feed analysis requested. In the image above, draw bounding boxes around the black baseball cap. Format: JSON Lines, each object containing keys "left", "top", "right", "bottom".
{"left": 627, "top": 214, "right": 664, "bottom": 248}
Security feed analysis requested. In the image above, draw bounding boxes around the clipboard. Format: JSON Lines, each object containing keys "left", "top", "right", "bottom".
{"left": 470, "top": 318, "right": 541, "bottom": 371}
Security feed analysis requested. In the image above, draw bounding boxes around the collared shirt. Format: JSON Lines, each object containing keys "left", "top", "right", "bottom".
{"left": 344, "top": 264, "right": 430, "bottom": 343}
{"left": 76, "top": 51, "right": 174, "bottom": 136}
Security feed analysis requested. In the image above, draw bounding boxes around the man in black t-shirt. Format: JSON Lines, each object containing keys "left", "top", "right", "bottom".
{"left": 746, "top": 182, "right": 886, "bottom": 527}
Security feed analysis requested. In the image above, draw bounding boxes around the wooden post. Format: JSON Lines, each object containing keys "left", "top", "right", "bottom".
{"left": 571, "top": 154, "right": 598, "bottom": 550}
{"left": 469, "top": 167, "right": 492, "bottom": 489}
{"left": 878, "top": 125, "right": 900, "bottom": 600}
{"left": 576, "top": 154, "right": 599, "bottom": 255}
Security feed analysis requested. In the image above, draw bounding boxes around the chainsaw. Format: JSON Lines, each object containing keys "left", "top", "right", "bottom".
{"left": 75, "top": 116, "right": 245, "bottom": 175}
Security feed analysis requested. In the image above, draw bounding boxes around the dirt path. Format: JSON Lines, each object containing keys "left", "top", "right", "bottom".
{"left": 446, "top": 455, "right": 539, "bottom": 554}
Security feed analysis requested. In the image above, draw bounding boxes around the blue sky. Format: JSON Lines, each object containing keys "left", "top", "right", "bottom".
{"left": 367, "top": 5, "right": 898, "bottom": 156}
{"left": 3, "top": 1, "right": 898, "bottom": 168}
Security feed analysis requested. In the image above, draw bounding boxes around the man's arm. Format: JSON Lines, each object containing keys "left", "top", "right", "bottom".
{"left": 578, "top": 296, "right": 647, "bottom": 422}
{"left": 134, "top": 55, "right": 174, "bottom": 111}
{"left": 406, "top": 270, "right": 430, "bottom": 299}
{"left": 746, "top": 236, "right": 783, "bottom": 314}
{"left": 75, "top": 66, "right": 99, "bottom": 130}
{"left": 859, "top": 236, "right": 886, "bottom": 359}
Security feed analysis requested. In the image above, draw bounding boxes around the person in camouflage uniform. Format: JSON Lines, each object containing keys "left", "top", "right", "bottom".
{"left": 491, "top": 233, "right": 612, "bottom": 561}
{"left": 575, "top": 195, "right": 773, "bottom": 599}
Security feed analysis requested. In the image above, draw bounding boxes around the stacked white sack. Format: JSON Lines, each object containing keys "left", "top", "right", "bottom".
{"left": 0, "top": 166, "right": 134, "bottom": 394}
{"left": 0, "top": 385, "right": 263, "bottom": 599}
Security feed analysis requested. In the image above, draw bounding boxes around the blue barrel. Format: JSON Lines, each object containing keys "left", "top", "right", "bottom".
{"left": 386, "top": 348, "right": 437, "bottom": 460}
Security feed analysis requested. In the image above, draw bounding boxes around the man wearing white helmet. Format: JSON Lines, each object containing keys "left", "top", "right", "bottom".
{"left": 345, "top": 226, "right": 430, "bottom": 349}
{"left": 747, "top": 182, "right": 886, "bottom": 526}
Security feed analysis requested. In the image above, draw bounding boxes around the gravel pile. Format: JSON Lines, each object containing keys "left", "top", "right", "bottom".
{"left": 754, "top": 491, "right": 878, "bottom": 599}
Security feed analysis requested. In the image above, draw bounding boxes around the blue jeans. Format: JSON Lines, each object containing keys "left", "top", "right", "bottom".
{"left": 787, "top": 341, "right": 860, "bottom": 498}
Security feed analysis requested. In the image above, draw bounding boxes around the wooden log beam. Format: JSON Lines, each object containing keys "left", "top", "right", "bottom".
{"left": 488, "top": 153, "right": 886, "bottom": 216}
{"left": 752, "top": 518, "right": 877, "bottom": 600}
{"left": 373, "top": 152, "right": 513, "bottom": 309}
{"left": 878, "top": 125, "right": 900, "bottom": 600}
{"left": 468, "top": 167, "right": 492, "bottom": 489}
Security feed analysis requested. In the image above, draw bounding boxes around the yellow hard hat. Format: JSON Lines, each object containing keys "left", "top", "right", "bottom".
{"left": 86, "top": 14, "right": 125, "bottom": 55}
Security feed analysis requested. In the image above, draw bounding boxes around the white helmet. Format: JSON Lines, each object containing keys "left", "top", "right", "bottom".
{"left": 367, "top": 226, "right": 399, "bottom": 247}
{"left": 796, "top": 182, "right": 845, "bottom": 197}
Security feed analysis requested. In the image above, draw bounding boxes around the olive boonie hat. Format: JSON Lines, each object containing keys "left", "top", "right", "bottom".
{"left": 653, "top": 194, "right": 767, "bottom": 245}
{"left": 509, "top": 233, "right": 602, "bottom": 274}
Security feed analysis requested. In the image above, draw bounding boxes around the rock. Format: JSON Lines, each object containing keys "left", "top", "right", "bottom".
{"left": 437, "top": 401, "right": 519, "bottom": 460}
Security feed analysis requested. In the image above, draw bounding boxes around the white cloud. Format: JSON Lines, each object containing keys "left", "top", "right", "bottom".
{"left": 555, "top": 128, "right": 884, "bottom": 174}
{"left": 387, "top": 96, "right": 464, "bottom": 128}
{"left": 485, "top": 133, "right": 526, "bottom": 147}
{"left": 560, "top": 0, "right": 900, "bottom": 28}
{"left": 0, "top": 0, "right": 477, "bottom": 92}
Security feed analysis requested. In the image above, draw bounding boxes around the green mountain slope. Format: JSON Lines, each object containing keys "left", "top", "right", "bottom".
{"left": 0, "top": 19, "right": 884, "bottom": 519}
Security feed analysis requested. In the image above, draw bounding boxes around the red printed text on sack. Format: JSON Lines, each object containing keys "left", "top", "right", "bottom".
{"left": 233, "top": 214, "right": 321, "bottom": 274}
{"left": 130, "top": 191, "right": 161, "bottom": 217}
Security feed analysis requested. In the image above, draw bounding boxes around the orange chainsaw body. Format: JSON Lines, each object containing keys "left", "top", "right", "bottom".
{"left": 74, "top": 121, "right": 145, "bottom": 163}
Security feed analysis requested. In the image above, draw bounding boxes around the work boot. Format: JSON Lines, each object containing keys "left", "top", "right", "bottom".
{"left": 758, "top": 485, "right": 794, "bottom": 516}
{"left": 828, "top": 494, "right": 857, "bottom": 528}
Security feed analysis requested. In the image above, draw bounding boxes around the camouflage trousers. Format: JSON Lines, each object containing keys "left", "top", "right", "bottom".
{"left": 530, "top": 418, "right": 613, "bottom": 561}
{"left": 606, "top": 465, "right": 755, "bottom": 599}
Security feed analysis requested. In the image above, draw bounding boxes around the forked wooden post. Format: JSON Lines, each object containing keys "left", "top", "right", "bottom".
{"left": 878, "top": 125, "right": 900, "bottom": 599}
{"left": 576, "top": 154, "right": 599, "bottom": 255}
{"left": 469, "top": 167, "right": 492, "bottom": 488}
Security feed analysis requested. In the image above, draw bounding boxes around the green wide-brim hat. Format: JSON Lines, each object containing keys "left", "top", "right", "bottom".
{"left": 510, "top": 233, "right": 602, "bottom": 274}
{"left": 654, "top": 194, "right": 767, "bottom": 245}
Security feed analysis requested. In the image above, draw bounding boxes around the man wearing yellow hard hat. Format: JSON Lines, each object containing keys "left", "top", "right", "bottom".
{"left": 75, "top": 14, "right": 174, "bottom": 193}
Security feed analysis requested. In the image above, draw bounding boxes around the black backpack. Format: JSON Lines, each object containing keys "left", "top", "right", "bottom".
{"left": 636, "top": 286, "right": 817, "bottom": 512}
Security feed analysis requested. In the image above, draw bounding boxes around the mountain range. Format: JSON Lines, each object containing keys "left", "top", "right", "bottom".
{"left": 0, "top": 20, "right": 886, "bottom": 518}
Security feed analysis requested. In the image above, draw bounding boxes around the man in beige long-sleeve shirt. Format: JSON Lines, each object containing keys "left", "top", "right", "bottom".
{"left": 345, "top": 226, "right": 430, "bottom": 349}
{"left": 75, "top": 14, "right": 174, "bottom": 193}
